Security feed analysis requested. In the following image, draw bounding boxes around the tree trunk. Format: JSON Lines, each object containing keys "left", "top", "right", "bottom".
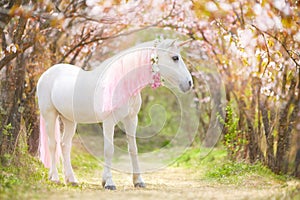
{"left": 239, "top": 79, "right": 263, "bottom": 163}
{"left": 23, "top": 77, "right": 39, "bottom": 155}
{"left": 0, "top": 15, "right": 27, "bottom": 159}
{"left": 293, "top": 81, "right": 300, "bottom": 177}
{"left": 275, "top": 79, "right": 297, "bottom": 173}
{"left": 260, "top": 98, "right": 275, "bottom": 169}
{"left": 0, "top": 54, "right": 25, "bottom": 156}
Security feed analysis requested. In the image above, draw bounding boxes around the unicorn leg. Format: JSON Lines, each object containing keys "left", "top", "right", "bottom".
{"left": 61, "top": 117, "right": 78, "bottom": 185}
{"left": 102, "top": 120, "right": 116, "bottom": 190}
{"left": 122, "top": 115, "right": 145, "bottom": 188}
{"left": 44, "top": 112, "right": 60, "bottom": 183}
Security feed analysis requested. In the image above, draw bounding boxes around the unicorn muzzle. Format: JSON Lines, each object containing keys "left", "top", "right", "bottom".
{"left": 179, "top": 78, "right": 193, "bottom": 93}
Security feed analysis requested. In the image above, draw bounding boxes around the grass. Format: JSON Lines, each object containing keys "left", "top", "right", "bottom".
{"left": 0, "top": 137, "right": 103, "bottom": 200}
{"left": 173, "top": 146, "right": 227, "bottom": 171}
{"left": 173, "top": 146, "right": 291, "bottom": 185}
{"left": 1, "top": 139, "right": 300, "bottom": 199}
{"left": 71, "top": 141, "right": 102, "bottom": 175}
{"left": 205, "top": 161, "right": 285, "bottom": 182}
{"left": 0, "top": 152, "right": 49, "bottom": 199}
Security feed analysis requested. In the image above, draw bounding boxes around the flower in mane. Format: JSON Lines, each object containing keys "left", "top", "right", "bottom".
{"left": 100, "top": 39, "right": 177, "bottom": 112}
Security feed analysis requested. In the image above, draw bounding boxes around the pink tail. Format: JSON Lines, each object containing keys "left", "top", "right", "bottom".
{"left": 39, "top": 115, "right": 62, "bottom": 168}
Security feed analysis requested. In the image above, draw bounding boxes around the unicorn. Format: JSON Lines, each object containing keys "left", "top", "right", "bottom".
{"left": 37, "top": 38, "right": 193, "bottom": 190}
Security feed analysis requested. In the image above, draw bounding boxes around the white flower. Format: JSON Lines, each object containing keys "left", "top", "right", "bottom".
{"left": 253, "top": 3, "right": 262, "bottom": 15}
{"left": 206, "top": 2, "right": 218, "bottom": 12}
{"left": 86, "top": 0, "right": 100, "bottom": 7}
{"left": 152, "top": 63, "right": 159, "bottom": 73}
{"left": 273, "top": 16, "right": 283, "bottom": 31}
{"left": 294, "top": 32, "right": 300, "bottom": 43}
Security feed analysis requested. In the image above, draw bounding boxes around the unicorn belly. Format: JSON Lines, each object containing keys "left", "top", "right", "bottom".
{"left": 50, "top": 64, "right": 108, "bottom": 123}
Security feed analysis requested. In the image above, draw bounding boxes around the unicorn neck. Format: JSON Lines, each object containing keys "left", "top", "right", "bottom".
{"left": 99, "top": 47, "right": 158, "bottom": 112}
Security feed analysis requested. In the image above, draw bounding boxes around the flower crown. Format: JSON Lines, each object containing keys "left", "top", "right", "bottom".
{"left": 150, "top": 51, "right": 161, "bottom": 89}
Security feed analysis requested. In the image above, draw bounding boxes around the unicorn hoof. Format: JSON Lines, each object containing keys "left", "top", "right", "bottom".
{"left": 105, "top": 185, "right": 116, "bottom": 190}
{"left": 134, "top": 182, "right": 146, "bottom": 188}
{"left": 68, "top": 182, "right": 79, "bottom": 187}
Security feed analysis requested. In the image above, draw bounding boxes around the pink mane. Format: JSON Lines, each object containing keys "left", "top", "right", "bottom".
{"left": 101, "top": 49, "right": 158, "bottom": 112}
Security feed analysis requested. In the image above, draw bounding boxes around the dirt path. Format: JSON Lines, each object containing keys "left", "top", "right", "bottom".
{"left": 44, "top": 167, "right": 299, "bottom": 200}
{"left": 37, "top": 137, "right": 300, "bottom": 200}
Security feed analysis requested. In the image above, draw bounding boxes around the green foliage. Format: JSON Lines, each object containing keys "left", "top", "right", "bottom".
{"left": 71, "top": 143, "right": 102, "bottom": 176}
{"left": 2, "top": 123, "right": 13, "bottom": 136}
{"left": 174, "top": 146, "right": 290, "bottom": 186}
{"left": 0, "top": 135, "right": 103, "bottom": 199}
{"left": 218, "top": 103, "right": 247, "bottom": 161}
{"left": 206, "top": 161, "right": 287, "bottom": 184}
{"left": 0, "top": 149, "right": 48, "bottom": 199}
{"left": 174, "top": 147, "right": 227, "bottom": 168}
{"left": 1, "top": 123, "right": 18, "bottom": 165}
{"left": 136, "top": 86, "right": 182, "bottom": 153}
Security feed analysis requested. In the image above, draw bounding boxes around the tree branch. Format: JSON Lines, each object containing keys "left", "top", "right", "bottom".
{"left": 58, "top": 0, "right": 177, "bottom": 63}
{"left": 252, "top": 24, "right": 300, "bottom": 70}
{"left": 0, "top": 41, "right": 33, "bottom": 70}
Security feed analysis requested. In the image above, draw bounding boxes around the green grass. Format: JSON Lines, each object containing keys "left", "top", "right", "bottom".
{"left": 205, "top": 161, "right": 288, "bottom": 184}
{"left": 174, "top": 147, "right": 227, "bottom": 169}
{"left": 0, "top": 152, "right": 49, "bottom": 199}
{"left": 71, "top": 144, "right": 102, "bottom": 175}
{"left": 173, "top": 146, "right": 291, "bottom": 186}
{"left": 0, "top": 138, "right": 103, "bottom": 200}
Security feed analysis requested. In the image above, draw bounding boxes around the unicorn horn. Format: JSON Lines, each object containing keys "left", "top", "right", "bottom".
{"left": 177, "top": 38, "right": 193, "bottom": 47}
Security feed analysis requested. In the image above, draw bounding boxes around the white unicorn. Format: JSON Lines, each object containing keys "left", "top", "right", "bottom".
{"left": 37, "top": 38, "right": 193, "bottom": 190}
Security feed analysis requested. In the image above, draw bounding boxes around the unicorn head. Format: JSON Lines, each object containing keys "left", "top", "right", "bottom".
{"left": 155, "top": 39, "right": 193, "bottom": 93}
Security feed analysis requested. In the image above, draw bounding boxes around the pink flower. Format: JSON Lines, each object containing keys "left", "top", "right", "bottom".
{"left": 151, "top": 73, "right": 161, "bottom": 89}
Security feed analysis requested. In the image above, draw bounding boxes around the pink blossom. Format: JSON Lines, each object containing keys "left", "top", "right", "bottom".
{"left": 151, "top": 73, "right": 162, "bottom": 89}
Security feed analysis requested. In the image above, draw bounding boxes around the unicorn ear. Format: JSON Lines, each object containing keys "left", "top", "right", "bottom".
{"left": 168, "top": 38, "right": 179, "bottom": 47}
{"left": 177, "top": 38, "right": 193, "bottom": 47}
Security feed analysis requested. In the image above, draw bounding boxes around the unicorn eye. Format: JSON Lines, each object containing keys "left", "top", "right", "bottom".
{"left": 172, "top": 55, "right": 179, "bottom": 62}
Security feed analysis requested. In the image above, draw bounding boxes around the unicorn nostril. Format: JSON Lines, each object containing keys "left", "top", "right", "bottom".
{"left": 188, "top": 80, "right": 192, "bottom": 87}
